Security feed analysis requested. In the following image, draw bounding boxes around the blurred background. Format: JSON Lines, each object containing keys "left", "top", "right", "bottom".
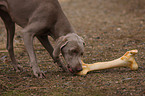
{"left": 0, "top": 0, "right": 145, "bottom": 95}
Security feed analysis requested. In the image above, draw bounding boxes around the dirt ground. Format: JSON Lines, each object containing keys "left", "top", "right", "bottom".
{"left": 0, "top": 0, "right": 145, "bottom": 96}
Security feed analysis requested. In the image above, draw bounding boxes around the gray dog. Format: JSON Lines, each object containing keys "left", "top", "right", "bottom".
{"left": 0, "top": 0, "right": 85, "bottom": 78}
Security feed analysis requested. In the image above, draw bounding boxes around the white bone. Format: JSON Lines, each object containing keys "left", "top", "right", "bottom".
{"left": 77, "top": 50, "right": 138, "bottom": 75}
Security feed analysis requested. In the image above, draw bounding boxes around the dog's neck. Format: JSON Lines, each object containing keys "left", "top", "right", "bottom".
{"left": 50, "top": 10, "right": 75, "bottom": 40}
{"left": 52, "top": 25, "right": 75, "bottom": 40}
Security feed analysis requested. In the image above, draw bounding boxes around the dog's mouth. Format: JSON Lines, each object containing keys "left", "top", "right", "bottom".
{"left": 67, "top": 65, "right": 83, "bottom": 75}
{"left": 67, "top": 65, "right": 75, "bottom": 74}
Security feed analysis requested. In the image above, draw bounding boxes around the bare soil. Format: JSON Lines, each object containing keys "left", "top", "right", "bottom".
{"left": 0, "top": 0, "right": 145, "bottom": 96}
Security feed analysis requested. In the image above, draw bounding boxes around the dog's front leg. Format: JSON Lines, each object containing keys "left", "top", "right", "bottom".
{"left": 22, "top": 22, "right": 46, "bottom": 78}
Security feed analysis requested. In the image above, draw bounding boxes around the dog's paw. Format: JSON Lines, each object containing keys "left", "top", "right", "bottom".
{"left": 32, "top": 67, "right": 46, "bottom": 78}
{"left": 14, "top": 64, "right": 23, "bottom": 72}
{"left": 34, "top": 71, "right": 46, "bottom": 78}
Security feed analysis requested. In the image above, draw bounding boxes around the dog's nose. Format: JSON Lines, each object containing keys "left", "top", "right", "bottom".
{"left": 76, "top": 67, "right": 83, "bottom": 72}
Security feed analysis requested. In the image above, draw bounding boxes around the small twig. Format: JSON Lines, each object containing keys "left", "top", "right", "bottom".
{"left": 16, "top": 87, "right": 48, "bottom": 91}
{"left": 0, "top": 50, "right": 8, "bottom": 53}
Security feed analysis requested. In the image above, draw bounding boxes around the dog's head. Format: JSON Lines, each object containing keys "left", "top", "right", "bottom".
{"left": 53, "top": 33, "right": 85, "bottom": 74}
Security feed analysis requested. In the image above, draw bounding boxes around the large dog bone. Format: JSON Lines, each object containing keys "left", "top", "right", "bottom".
{"left": 77, "top": 50, "right": 138, "bottom": 75}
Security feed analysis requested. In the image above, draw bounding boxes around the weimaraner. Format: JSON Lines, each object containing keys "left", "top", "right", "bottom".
{"left": 0, "top": 0, "right": 84, "bottom": 78}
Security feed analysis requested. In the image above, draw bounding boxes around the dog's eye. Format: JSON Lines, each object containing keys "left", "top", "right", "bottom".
{"left": 71, "top": 50, "right": 78, "bottom": 53}
{"left": 70, "top": 49, "right": 78, "bottom": 54}
{"left": 81, "top": 53, "right": 83, "bottom": 56}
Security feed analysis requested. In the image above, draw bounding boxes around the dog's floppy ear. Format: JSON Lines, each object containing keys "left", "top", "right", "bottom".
{"left": 53, "top": 36, "right": 68, "bottom": 58}
{"left": 78, "top": 36, "right": 85, "bottom": 46}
